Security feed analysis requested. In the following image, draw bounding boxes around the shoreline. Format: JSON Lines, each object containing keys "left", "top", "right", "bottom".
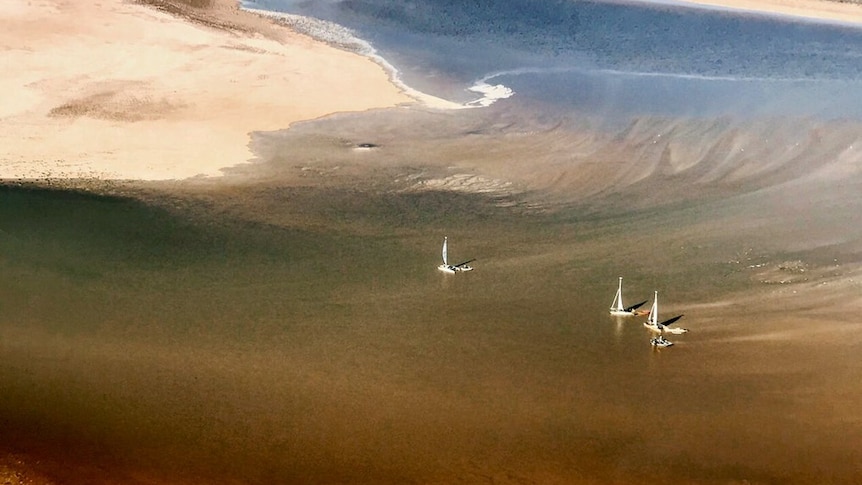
{"left": 648, "top": 0, "right": 862, "bottom": 25}
{"left": 239, "top": 4, "right": 468, "bottom": 111}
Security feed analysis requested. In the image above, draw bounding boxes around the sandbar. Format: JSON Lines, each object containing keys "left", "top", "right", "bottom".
{"left": 0, "top": 0, "right": 416, "bottom": 181}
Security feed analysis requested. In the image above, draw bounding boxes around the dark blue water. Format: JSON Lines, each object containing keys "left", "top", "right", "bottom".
{"left": 243, "top": 0, "right": 862, "bottom": 119}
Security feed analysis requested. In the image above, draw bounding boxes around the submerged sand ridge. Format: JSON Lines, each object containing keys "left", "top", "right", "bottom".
{"left": 244, "top": 107, "right": 862, "bottom": 213}
{"left": 244, "top": 107, "right": 862, "bottom": 305}
{"left": 0, "top": 0, "right": 414, "bottom": 180}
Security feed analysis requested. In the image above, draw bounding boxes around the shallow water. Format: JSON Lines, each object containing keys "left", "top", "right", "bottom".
{"left": 3, "top": 151, "right": 862, "bottom": 483}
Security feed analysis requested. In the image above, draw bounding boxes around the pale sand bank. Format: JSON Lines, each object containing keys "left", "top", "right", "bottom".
{"left": 646, "top": 0, "right": 862, "bottom": 25}
{"left": 0, "top": 0, "right": 416, "bottom": 181}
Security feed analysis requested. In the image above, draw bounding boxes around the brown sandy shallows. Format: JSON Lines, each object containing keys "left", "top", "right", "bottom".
{"left": 0, "top": 0, "right": 425, "bottom": 181}
{"left": 242, "top": 105, "right": 862, "bottom": 328}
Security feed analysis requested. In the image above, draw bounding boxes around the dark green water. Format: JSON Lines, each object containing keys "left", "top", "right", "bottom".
{"left": 1, "top": 168, "right": 862, "bottom": 484}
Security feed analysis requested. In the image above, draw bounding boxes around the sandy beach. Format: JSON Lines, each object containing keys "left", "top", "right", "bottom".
{"left": 0, "top": 0, "right": 418, "bottom": 181}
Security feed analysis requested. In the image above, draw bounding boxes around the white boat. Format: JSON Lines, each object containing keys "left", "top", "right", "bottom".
{"left": 437, "top": 236, "right": 475, "bottom": 274}
{"left": 650, "top": 334, "right": 674, "bottom": 348}
{"left": 643, "top": 290, "right": 687, "bottom": 335}
{"left": 609, "top": 277, "right": 647, "bottom": 316}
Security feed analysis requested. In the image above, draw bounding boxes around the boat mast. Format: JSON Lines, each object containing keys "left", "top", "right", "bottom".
{"left": 616, "top": 277, "right": 624, "bottom": 310}
{"left": 649, "top": 291, "right": 658, "bottom": 325}
{"left": 611, "top": 277, "right": 624, "bottom": 311}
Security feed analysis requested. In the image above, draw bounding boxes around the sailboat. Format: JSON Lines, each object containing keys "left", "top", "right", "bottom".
{"left": 650, "top": 333, "right": 674, "bottom": 348}
{"left": 437, "top": 236, "right": 475, "bottom": 274}
{"left": 609, "top": 277, "right": 648, "bottom": 316}
{"left": 643, "top": 290, "right": 687, "bottom": 335}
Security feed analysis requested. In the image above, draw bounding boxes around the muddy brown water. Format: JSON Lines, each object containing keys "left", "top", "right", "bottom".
{"left": 3, "top": 108, "right": 862, "bottom": 484}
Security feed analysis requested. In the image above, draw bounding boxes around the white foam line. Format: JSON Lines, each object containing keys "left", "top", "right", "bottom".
{"left": 481, "top": 64, "right": 830, "bottom": 84}
{"left": 240, "top": 5, "right": 470, "bottom": 110}
{"left": 594, "top": 68, "right": 826, "bottom": 83}
{"left": 464, "top": 81, "right": 515, "bottom": 107}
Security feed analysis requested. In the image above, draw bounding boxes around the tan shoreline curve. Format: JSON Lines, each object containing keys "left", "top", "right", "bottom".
{"left": 647, "top": 0, "right": 862, "bottom": 26}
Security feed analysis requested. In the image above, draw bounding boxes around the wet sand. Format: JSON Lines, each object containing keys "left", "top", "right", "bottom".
{"left": 3, "top": 1, "right": 862, "bottom": 484}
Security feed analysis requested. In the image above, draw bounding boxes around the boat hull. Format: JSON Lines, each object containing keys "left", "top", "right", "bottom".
{"left": 644, "top": 323, "right": 687, "bottom": 334}
{"left": 438, "top": 262, "right": 473, "bottom": 273}
{"left": 438, "top": 237, "right": 473, "bottom": 273}
{"left": 650, "top": 338, "right": 674, "bottom": 348}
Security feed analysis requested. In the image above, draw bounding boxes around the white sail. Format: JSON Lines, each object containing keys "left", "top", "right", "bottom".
{"left": 437, "top": 236, "right": 474, "bottom": 274}
{"left": 644, "top": 291, "right": 686, "bottom": 335}
{"left": 648, "top": 291, "right": 658, "bottom": 326}
{"left": 610, "top": 277, "right": 643, "bottom": 316}
{"left": 610, "top": 277, "right": 624, "bottom": 312}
